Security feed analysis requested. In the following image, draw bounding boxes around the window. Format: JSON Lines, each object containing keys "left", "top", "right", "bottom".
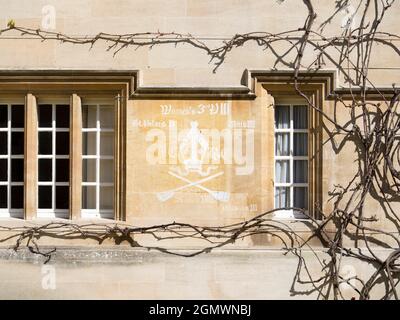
{"left": 37, "top": 104, "right": 70, "bottom": 218}
{"left": 82, "top": 104, "right": 114, "bottom": 219}
{"left": 0, "top": 104, "right": 24, "bottom": 217}
{"left": 274, "top": 104, "right": 308, "bottom": 218}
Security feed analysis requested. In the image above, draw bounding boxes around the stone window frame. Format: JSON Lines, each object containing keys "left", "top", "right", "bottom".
{"left": 273, "top": 100, "right": 310, "bottom": 219}
{"left": 36, "top": 99, "right": 71, "bottom": 218}
{"left": 247, "top": 71, "right": 334, "bottom": 220}
{"left": 0, "top": 98, "right": 26, "bottom": 217}
{"left": 0, "top": 70, "right": 133, "bottom": 220}
{"left": 81, "top": 100, "right": 116, "bottom": 219}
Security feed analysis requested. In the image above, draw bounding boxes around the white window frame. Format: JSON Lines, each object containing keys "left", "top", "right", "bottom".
{"left": 0, "top": 102, "right": 24, "bottom": 218}
{"left": 81, "top": 103, "right": 114, "bottom": 219}
{"left": 274, "top": 103, "right": 309, "bottom": 219}
{"left": 37, "top": 103, "right": 70, "bottom": 218}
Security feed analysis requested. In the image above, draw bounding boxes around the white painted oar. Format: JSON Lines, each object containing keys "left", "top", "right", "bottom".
{"left": 168, "top": 171, "right": 230, "bottom": 202}
{"left": 156, "top": 171, "right": 224, "bottom": 202}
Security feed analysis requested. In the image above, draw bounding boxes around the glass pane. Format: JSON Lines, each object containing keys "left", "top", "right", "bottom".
{"left": 11, "top": 186, "right": 23, "bottom": 209}
{"left": 293, "top": 105, "right": 308, "bottom": 129}
{"left": 11, "top": 105, "right": 24, "bottom": 128}
{"left": 275, "top": 106, "right": 290, "bottom": 129}
{"left": 275, "top": 133, "right": 289, "bottom": 156}
{"left": 82, "top": 159, "right": 96, "bottom": 182}
{"left": 39, "top": 159, "right": 52, "bottom": 181}
{"left": 56, "top": 132, "right": 69, "bottom": 155}
{"left": 82, "top": 186, "right": 96, "bottom": 209}
{"left": 38, "top": 186, "right": 52, "bottom": 209}
{"left": 0, "top": 132, "right": 7, "bottom": 154}
{"left": 99, "top": 106, "right": 114, "bottom": 129}
{"left": 38, "top": 105, "right": 52, "bottom": 127}
{"left": 294, "top": 187, "right": 308, "bottom": 210}
{"left": 82, "top": 105, "right": 97, "bottom": 128}
{"left": 294, "top": 160, "right": 308, "bottom": 183}
{"left": 294, "top": 133, "right": 308, "bottom": 156}
{"left": 275, "top": 187, "right": 290, "bottom": 209}
{"left": 0, "top": 159, "right": 7, "bottom": 181}
{"left": 11, "top": 159, "right": 23, "bottom": 182}
{"left": 100, "top": 159, "right": 114, "bottom": 183}
{"left": 11, "top": 132, "right": 24, "bottom": 155}
{"left": 0, "top": 105, "right": 7, "bottom": 128}
{"left": 275, "top": 160, "right": 290, "bottom": 183}
{"left": 0, "top": 185, "right": 6, "bottom": 208}
{"left": 55, "top": 186, "right": 69, "bottom": 209}
{"left": 100, "top": 132, "right": 114, "bottom": 156}
{"left": 100, "top": 186, "right": 113, "bottom": 210}
{"left": 56, "top": 159, "right": 69, "bottom": 182}
{"left": 56, "top": 105, "right": 69, "bottom": 128}
{"left": 39, "top": 132, "right": 52, "bottom": 155}
{"left": 82, "top": 132, "right": 96, "bottom": 155}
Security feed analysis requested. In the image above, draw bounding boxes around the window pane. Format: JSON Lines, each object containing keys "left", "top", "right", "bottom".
{"left": 38, "top": 159, "right": 52, "bottom": 181}
{"left": 11, "top": 159, "right": 24, "bottom": 182}
{"left": 294, "top": 160, "right": 308, "bottom": 183}
{"left": 294, "top": 187, "right": 308, "bottom": 210}
{"left": 56, "top": 105, "right": 69, "bottom": 128}
{"left": 100, "top": 159, "right": 113, "bottom": 183}
{"left": 56, "top": 159, "right": 69, "bottom": 182}
{"left": 56, "top": 132, "right": 69, "bottom": 155}
{"left": 275, "top": 160, "right": 290, "bottom": 183}
{"left": 275, "top": 106, "right": 290, "bottom": 129}
{"left": 100, "top": 132, "right": 114, "bottom": 156}
{"left": 0, "top": 159, "right": 7, "bottom": 181}
{"left": 11, "top": 132, "right": 24, "bottom": 155}
{"left": 55, "top": 186, "right": 69, "bottom": 209}
{"left": 11, "top": 186, "right": 23, "bottom": 209}
{"left": 82, "top": 159, "right": 96, "bottom": 182}
{"left": 100, "top": 186, "right": 113, "bottom": 210}
{"left": 275, "top": 133, "right": 289, "bottom": 156}
{"left": 39, "top": 132, "right": 52, "bottom": 155}
{"left": 0, "top": 185, "right": 7, "bottom": 208}
{"left": 293, "top": 106, "right": 308, "bottom": 129}
{"left": 275, "top": 187, "right": 290, "bottom": 209}
{"left": 99, "top": 106, "right": 114, "bottom": 129}
{"left": 82, "top": 186, "right": 96, "bottom": 209}
{"left": 38, "top": 105, "right": 52, "bottom": 127}
{"left": 82, "top": 105, "right": 97, "bottom": 128}
{"left": 82, "top": 132, "right": 96, "bottom": 155}
{"left": 294, "top": 133, "right": 308, "bottom": 156}
{"left": 0, "top": 132, "right": 7, "bottom": 154}
{"left": 0, "top": 105, "right": 7, "bottom": 128}
{"left": 38, "top": 186, "right": 52, "bottom": 209}
{"left": 11, "top": 105, "right": 24, "bottom": 128}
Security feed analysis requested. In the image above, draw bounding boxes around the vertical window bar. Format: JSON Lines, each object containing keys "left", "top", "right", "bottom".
{"left": 52, "top": 104, "right": 56, "bottom": 211}
{"left": 96, "top": 104, "right": 100, "bottom": 213}
{"left": 289, "top": 104, "right": 294, "bottom": 208}
{"left": 7, "top": 105, "right": 11, "bottom": 213}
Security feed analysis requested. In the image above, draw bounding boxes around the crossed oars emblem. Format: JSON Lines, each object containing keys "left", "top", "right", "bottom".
{"left": 156, "top": 121, "right": 230, "bottom": 203}
{"left": 156, "top": 171, "right": 229, "bottom": 202}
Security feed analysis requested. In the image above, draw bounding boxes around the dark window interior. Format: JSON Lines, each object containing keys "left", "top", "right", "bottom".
{"left": 0, "top": 185, "right": 7, "bottom": 208}
{"left": 56, "top": 132, "right": 69, "bottom": 155}
{"left": 11, "top": 186, "right": 23, "bottom": 209}
{"left": 11, "top": 132, "right": 24, "bottom": 155}
{"left": 56, "top": 159, "right": 69, "bottom": 182}
{"left": 38, "top": 186, "right": 52, "bottom": 209}
{"left": 39, "top": 132, "right": 52, "bottom": 154}
{"left": 56, "top": 105, "right": 69, "bottom": 128}
{"left": 38, "top": 105, "right": 52, "bottom": 127}
{"left": 55, "top": 186, "right": 69, "bottom": 209}
{"left": 11, "top": 105, "right": 24, "bottom": 128}
{"left": 38, "top": 159, "right": 52, "bottom": 181}
{"left": 11, "top": 159, "right": 24, "bottom": 182}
